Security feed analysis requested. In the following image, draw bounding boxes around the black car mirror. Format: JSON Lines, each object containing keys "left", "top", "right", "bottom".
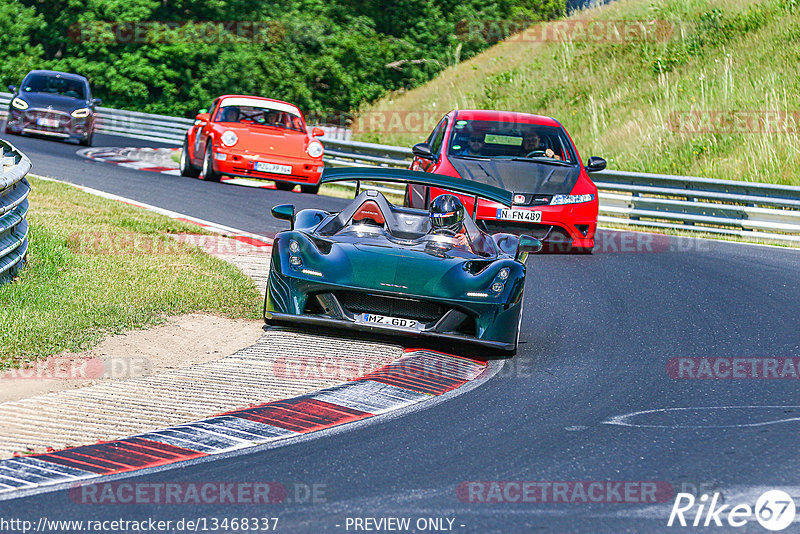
{"left": 585, "top": 156, "right": 607, "bottom": 173}
{"left": 412, "top": 142, "right": 437, "bottom": 161}
{"left": 271, "top": 204, "right": 295, "bottom": 229}
{"left": 92, "top": 98, "right": 102, "bottom": 105}
{"left": 516, "top": 234, "right": 542, "bottom": 261}
{"left": 7, "top": 85, "right": 16, "bottom": 93}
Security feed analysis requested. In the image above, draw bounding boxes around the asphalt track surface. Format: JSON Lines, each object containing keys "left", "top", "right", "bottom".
{"left": 2, "top": 132, "right": 800, "bottom": 533}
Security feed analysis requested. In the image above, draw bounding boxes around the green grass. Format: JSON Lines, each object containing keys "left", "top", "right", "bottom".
{"left": 355, "top": 0, "right": 800, "bottom": 186}
{"left": 0, "top": 177, "right": 263, "bottom": 368}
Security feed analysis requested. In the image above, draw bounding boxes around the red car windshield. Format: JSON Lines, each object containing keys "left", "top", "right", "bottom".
{"left": 215, "top": 105, "right": 305, "bottom": 132}
{"left": 447, "top": 120, "right": 576, "bottom": 164}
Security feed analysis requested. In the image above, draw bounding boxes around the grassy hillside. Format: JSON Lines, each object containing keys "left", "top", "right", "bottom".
{"left": 355, "top": 0, "right": 800, "bottom": 186}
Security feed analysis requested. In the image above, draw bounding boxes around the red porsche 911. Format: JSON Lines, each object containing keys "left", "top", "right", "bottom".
{"left": 180, "top": 95, "right": 326, "bottom": 193}
{"left": 408, "top": 110, "right": 605, "bottom": 252}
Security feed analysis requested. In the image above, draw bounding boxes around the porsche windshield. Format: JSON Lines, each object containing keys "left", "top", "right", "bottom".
{"left": 447, "top": 120, "right": 577, "bottom": 164}
{"left": 22, "top": 74, "right": 86, "bottom": 100}
{"left": 215, "top": 105, "right": 305, "bottom": 132}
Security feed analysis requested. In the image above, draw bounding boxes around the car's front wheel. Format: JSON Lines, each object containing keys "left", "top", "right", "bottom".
{"left": 201, "top": 142, "right": 221, "bottom": 182}
{"left": 275, "top": 181, "right": 295, "bottom": 191}
{"left": 79, "top": 131, "right": 93, "bottom": 147}
{"left": 180, "top": 138, "right": 200, "bottom": 178}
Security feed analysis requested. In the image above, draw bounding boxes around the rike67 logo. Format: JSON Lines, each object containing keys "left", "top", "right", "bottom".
{"left": 668, "top": 490, "right": 796, "bottom": 531}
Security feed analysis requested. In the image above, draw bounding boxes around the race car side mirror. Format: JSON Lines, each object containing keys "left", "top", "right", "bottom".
{"left": 271, "top": 204, "right": 295, "bottom": 229}
{"left": 311, "top": 127, "right": 325, "bottom": 137}
{"left": 412, "top": 142, "right": 437, "bottom": 161}
{"left": 7, "top": 85, "right": 16, "bottom": 93}
{"left": 585, "top": 156, "right": 607, "bottom": 173}
{"left": 516, "top": 234, "right": 542, "bottom": 261}
{"left": 92, "top": 97, "right": 102, "bottom": 105}
{"left": 196, "top": 112, "right": 210, "bottom": 122}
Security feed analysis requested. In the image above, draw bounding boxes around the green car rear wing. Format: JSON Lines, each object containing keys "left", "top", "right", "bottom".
{"left": 320, "top": 167, "right": 514, "bottom": 213}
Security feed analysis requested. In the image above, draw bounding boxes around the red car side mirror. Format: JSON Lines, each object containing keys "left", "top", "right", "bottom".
{"left": 196, "top": 112, "right": 210, "bottom": 122}
{"left": 311, "top": 127, "right": 325, "bottom": 137}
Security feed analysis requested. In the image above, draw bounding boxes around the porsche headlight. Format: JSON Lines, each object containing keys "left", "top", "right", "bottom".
{"left": 71, "top": 108, "right": 91, "bottom": 118}
{"left": 550, "top": 193, "right": 595, "bottom": 206}
{"left": 11, "top": 98, "right": 28, "bottom": 110}
{"left": 221, "top": 130, "right": 238, "bottom": 147}
{"left": 306, "top": 140, "right": 323, "bottom": 158}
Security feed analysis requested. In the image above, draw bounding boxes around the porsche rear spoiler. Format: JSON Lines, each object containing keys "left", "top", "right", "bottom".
{"left": 320, "top": 167, "right": 514, "bottom": 211}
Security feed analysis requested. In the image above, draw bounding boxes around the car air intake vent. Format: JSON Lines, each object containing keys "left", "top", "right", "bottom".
{"left": 336, "top": 291, "right": 444, "bottom": 323}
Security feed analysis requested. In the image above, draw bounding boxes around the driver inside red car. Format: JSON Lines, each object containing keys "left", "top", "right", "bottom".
{"left": 218, "top": 106, "right": 240, "bottom": 123}
{"left": 522, "top": 132, "right": 561, "bottom": 160}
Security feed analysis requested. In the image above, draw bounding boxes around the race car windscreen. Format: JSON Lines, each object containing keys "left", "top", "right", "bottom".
{"left": 447, "top": 120, "right": 577, "bottom": 164}
{"left": 22, "top": 74, "right": 86, "bottom": 99}
{"left": 215, "top": 105, "right": 305, "bottom": 132}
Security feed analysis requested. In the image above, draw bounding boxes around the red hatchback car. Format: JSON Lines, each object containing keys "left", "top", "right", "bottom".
{"left": 408, "top": 110, "right": 605, "bottom": 252}
{"left": 180, "top": 95, "right": 326, "bottom": 193}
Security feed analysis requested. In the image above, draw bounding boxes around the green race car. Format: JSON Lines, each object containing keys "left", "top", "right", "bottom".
{"left": 264, "top": 167, "right": 541, "bottom": 355}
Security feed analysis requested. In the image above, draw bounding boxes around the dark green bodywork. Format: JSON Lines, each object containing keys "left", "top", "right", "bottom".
{"left": 264, "top": 168, "right": 531, "bottom": 355}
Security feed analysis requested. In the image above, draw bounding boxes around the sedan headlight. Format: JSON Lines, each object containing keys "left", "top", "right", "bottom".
{"left": 11, "top": 98, "right": 28, "bottom": 110}
{"left": 550, "top": 193, "right": 595, "bottom": 206}
{"left": 306, "top": 140, "right": 323, "bottom": 158}
{"left": 71, "top": 108, "right": 91, "bottom": 118}
{"left": 221, "top": 130, "right": 238, "bottom": 147}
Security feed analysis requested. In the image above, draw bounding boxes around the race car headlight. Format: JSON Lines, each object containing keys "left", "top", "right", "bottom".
{"left": 11, "top": 98, "right": 28, "bottom": 110}
{"left": 498, "top": 268, "right": 510, "bottom": 280}
{"left": 306, "top": 140, "right": 323, "bottom": 158}
{"left": 71, "top": 108, "right": 91, "bottom": 118}
{"left": 550, "top": 193, "right": 595, "bottom": 206}
{"left": 491, "top": 282, "right": 504, "bottom": 293}
{"left": 221, "top": 130, "right": 238, "bottom": 147}
{"left": 288, "top": 239, "right": 303, "bottom": 268}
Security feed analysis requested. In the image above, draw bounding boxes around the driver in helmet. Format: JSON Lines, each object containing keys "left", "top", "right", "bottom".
{"left": 429, "top": 194, "right": 473, "bottom": 251}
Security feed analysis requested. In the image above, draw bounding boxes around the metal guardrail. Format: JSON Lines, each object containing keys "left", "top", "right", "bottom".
{"left": 320, "top": 139, "right": 800, "bottom": 243}
{"left": 0, "top": 89, "right": 797, "bottom": 242}
{"left": 0, "top": 92, "right": 350, "bottom": 143}
{"left": 0, "top": 139, "right": 31, "bottom": 282}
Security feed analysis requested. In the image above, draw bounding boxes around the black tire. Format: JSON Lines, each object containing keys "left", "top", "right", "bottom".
{"left": 510, "top": 298, "right": 524, "bottom": 356}
{"left": 572, "top": 247, "right": 594, "bottom": 255}
{"left": 275, "top": 181, "right": 295, "bottom": 191}
{"left": 180, "top": 137, "right": 200, "bottom": 178}
{"left": 79, "top": 132, "right": 93, "bottom": 147}
{"left": 201, "top": 142, "right": 221, "bottom": 182}
{"left": 300, "top": 184, "right": 319, "bottom": 194}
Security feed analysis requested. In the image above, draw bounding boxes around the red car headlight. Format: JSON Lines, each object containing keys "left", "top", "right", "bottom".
{"left": 221, "top": 130, "right": 238, "bottom": 147}
{"left": 306, "top": 140, "right": 323, "bottom": 158}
